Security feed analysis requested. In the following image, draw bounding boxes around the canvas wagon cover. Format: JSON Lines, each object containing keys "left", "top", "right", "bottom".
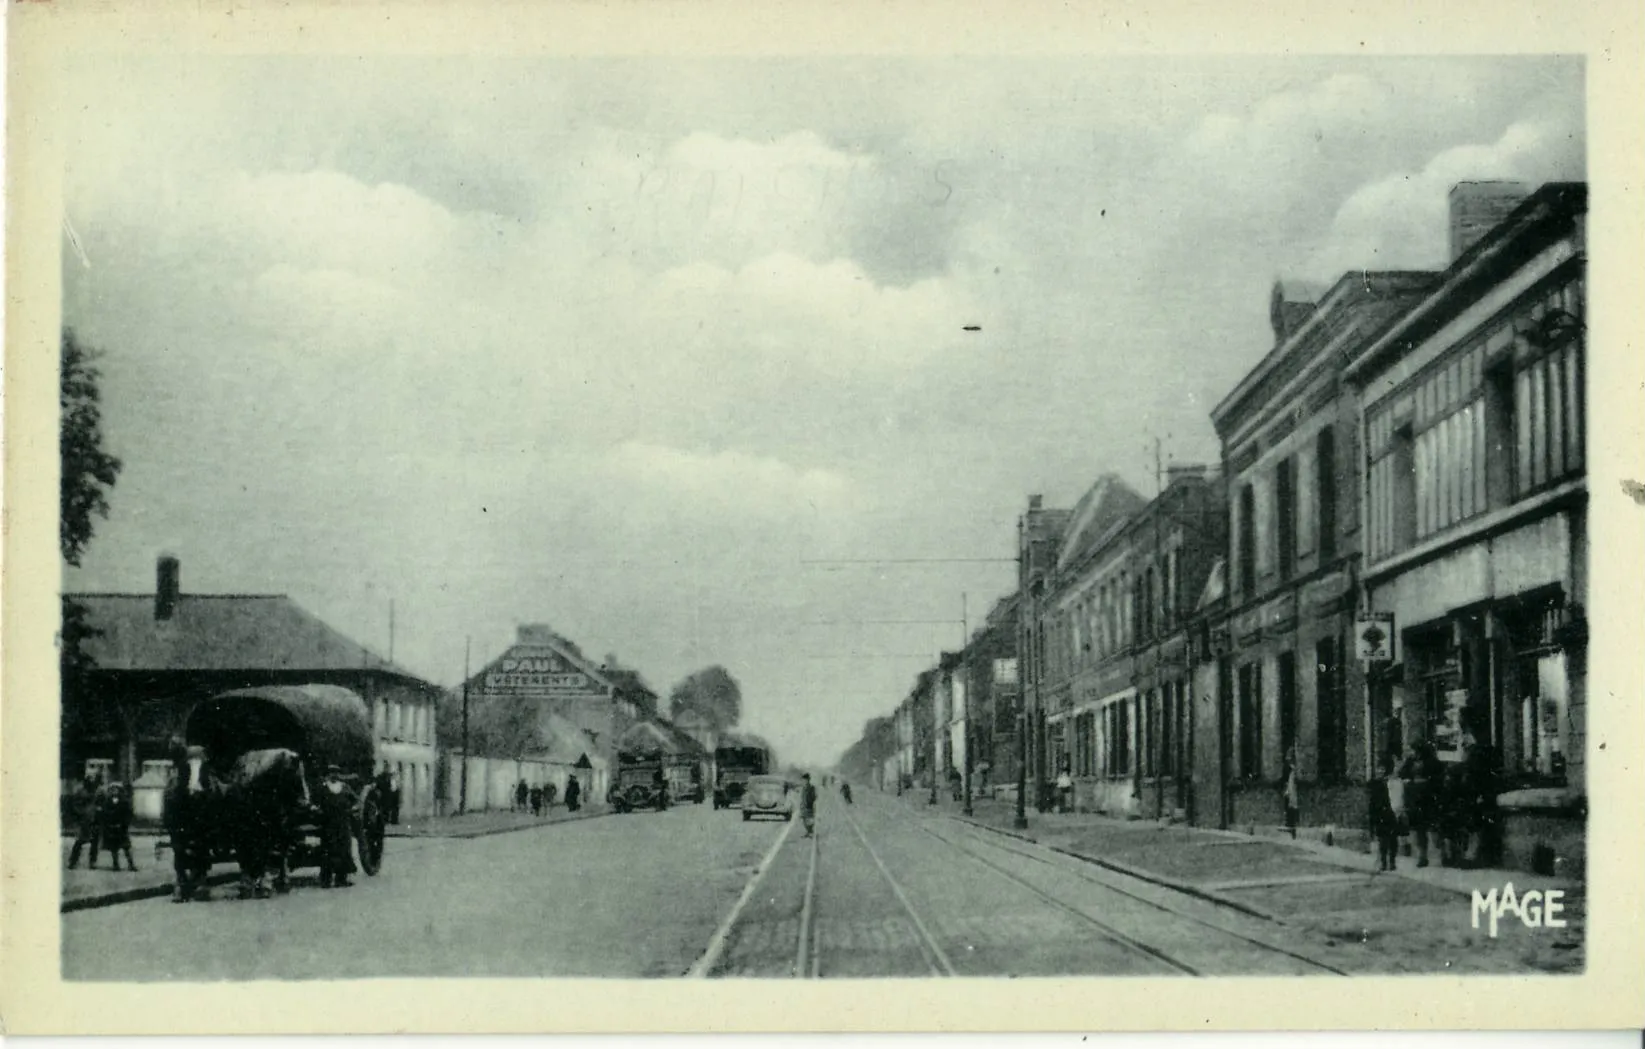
{"left": 186, "top": 684, "right": 376, "bottom": 778}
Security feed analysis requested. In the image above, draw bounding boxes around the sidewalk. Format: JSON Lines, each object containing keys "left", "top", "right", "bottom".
{"left": 61, "top": 805, "right": 610, "bottom": 912}
{"left": 900, "top": 791, "right": 1585, "bottom": 974}
{"left": 60, "top": 833, "right": 239, "bottom": 913}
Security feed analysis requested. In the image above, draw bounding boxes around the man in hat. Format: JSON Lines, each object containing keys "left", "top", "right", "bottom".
{"left": 317, "top": 764, "right": 358, "bottom": 889}
{"left": 798, "top": 773, "right": 818, "bottom": 838}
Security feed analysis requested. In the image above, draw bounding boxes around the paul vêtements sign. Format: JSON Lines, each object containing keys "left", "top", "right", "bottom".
{"left": 479, "top": 648, "right": 605, "bottom": 696}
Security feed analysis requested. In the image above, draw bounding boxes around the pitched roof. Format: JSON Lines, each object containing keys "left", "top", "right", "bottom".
{"left": 1055, "top": 474, "right": 1149, "bottom": 573}
{"left": 66, "top": 593, "right": 425, "bottom": 680}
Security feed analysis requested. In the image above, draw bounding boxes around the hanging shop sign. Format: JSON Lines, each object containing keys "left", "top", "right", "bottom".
{"left": 1356, "top": 613, "right": 1396, "bottom": 662}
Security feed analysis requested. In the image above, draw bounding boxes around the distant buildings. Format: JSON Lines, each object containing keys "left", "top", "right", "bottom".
{"left": 841, "top": 179, "right": 1589, "bottom": 877}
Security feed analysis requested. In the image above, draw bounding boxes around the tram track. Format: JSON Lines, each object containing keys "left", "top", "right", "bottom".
{"left": 923, "top": 817, "right": 1349, "bottom": 977}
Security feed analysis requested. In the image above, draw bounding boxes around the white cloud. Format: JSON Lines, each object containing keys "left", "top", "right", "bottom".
{"left": 1307, "top": 116, "right": 1584, "bottom": 277}
{"left": 602, "top": 441, "right": 858, "bottom": 520}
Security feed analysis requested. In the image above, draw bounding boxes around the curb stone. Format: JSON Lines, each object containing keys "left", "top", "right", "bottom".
{"left": 61, "top": 872, "right": 241, "bottom": 914}
{"left": 945, "top": 813, "right": 1289, "bottom": 926}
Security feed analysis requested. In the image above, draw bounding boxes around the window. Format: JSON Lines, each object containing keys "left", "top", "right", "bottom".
{"left": 1277, "top": 651, "right": 1298, "bottom": 762}
{"left": 1276, "top": 457, "right": 1297, "bottom": 580}
{"left": 1104, "top": 699, "right": 1132, "bottom": 777}
{"left": 1238, "top": 662, "right": 1263, "bottom": 778}
{"left": 1315, "top": 637, "right": 1346, "bottom": 781}
{"left": 1159, "top": 683, "right": 1178, "bottom": 778}
{"left": 1517, "top": 331, "right": 1585, "bottom": 496}
{"left": 1486, "top": 358, "right": 1517, "bottom": 508}
{"left": 1391, "top": 425, "right": 1417, "bottom": 551}
{"left": 1316, "top": 428, "right": 1337, "bottom": 561}
{"left": 1237, "top": 485, "right": 1256, "bottom": 595}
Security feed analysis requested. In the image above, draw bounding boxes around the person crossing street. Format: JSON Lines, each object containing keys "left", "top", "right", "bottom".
{"left": 798, "top": 773, "right": 818, "bottom": 837}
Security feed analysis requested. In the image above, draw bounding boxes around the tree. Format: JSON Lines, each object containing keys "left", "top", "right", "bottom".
{"left": 59, "top": 328, "right": 123, "bottom": 777}
{"left": 668, "top": 665, "right": 743, "bottom": 733}
{"left": 60, "top": 328, "right": 123, "bottom": 569}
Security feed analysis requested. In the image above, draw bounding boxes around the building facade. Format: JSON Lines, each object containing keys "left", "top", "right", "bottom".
{"left": 64, "top": 556, "right": 444, "bottom": 822}
{"left": 1210, "top": 269, "right": 1440, "bottom": 832}
{"left": 1346, "top": 182, "right": 1587, "bottom": 873}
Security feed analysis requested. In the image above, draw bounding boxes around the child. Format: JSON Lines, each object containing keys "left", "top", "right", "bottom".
{"left": 98, "top": 781, "right": 138, "bottom": 872}
{"left": 1368, "top": 754, "right": 1401, "bottom": 872}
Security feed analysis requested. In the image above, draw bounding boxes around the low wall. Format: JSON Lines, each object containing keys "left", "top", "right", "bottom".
{"left": 444, "top": 753, "right": 607, "bottom": 813}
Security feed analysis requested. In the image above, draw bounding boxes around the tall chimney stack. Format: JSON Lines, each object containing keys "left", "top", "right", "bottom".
{"left": 1449, "top": 181, "right": 1530, "bottom": 262}
{"left": 155, "top": 554, "right": 180, "bottom": 621}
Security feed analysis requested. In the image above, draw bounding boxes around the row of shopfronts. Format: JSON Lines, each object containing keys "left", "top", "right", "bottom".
{"left": 849, "top": 181, "right": 1588, "bottom": 876}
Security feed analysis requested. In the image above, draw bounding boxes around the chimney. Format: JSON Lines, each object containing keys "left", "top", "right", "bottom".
{"left": 1166, "top": 464, "right": 1208, "bottom": 485}
{"left": 517, "top": 623, "right": 554, "bottom": 646}
{"left": 1028, "top": 494, "right": 1044, "bottom": 511}
{"left": 1449, "top": 181, "right": 1530, "bottom": 262}
{"left": 155, "top": 555, "right": 180, "bottom": 621}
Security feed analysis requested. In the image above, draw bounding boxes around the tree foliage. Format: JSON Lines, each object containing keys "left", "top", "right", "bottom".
{"left": 668, "top": 665, "right": 742, "bottom": 733}
{"left": 60, "top": 328, "right": 123, "bottom": 689}
{"left": 60, "top": 329, "right": 122, "bottom": 569}
{"left": 438, "top": 690, "right": 548, "bottom": 758}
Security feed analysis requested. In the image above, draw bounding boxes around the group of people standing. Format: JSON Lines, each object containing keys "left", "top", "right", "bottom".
{"left": 1368, "top": 737, "right": 1502, "bottom": 873}
{"left": 65, "top": 772, "right": 138, "bottom": 872}
{"left": 512, "top": 776, "right": 580, "bottom": 816}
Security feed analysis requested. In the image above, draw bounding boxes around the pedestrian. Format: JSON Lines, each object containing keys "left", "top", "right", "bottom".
{"left": 564, "top": 774, "right": 581, "bottom": 812}
{"left": 374, "top": 768, "right": 395, "bottom": 824}
{"left": 66, "top": 773, "right": 104, "bottom": 870}
{"left": 1399, "top": 739, "right": 1443, "bottom": 867}
{"left": 98, "top": 781, "right": 139, "bottom": 871}
{"left": 1281, "top": 748, "right": 1300, "bottom": 839}
{"left": 840, "top": 781, "right": 853, "bottom": 805}
{"left": 1055, "top": 762, "right": 1073, "bottom": 814}
{"left": 1368, "top": 753, "right": 1400, "bottom": 872}
{"left": 317, "top": 764, "right": 358, "bottom": 889}
{"left": 1461, "top": 736, "right": 1503, "bottom": 868}
{"left": 1438, "top": 760, "right": 1469, "bottom": 867}
{"left": 514, "top": 779, "right": 528, "bottom": 813}
{"left": 529, "top": 785, "right": 543, "bottom": 817}
{"left": 798, "top": 772, "right": 818, "bottom": 837}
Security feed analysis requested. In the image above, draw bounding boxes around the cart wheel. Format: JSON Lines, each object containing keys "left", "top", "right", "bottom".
{"left": 357, "top": 793, "right": 386, "bottom": 877}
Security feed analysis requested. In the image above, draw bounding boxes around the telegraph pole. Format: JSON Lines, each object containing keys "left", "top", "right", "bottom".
{"left": 459, "top": 636, "right": 471, "bottom": 815}
{"left": 962, "top": 592, "right": 974, "bottom": 817}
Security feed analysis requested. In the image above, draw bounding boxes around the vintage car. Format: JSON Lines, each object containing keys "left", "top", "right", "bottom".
{"left": 740, "top": 774, "right": 793, "bottom": 822}
{"left": 609, "top": 754, "right": 670, "bottom": 813}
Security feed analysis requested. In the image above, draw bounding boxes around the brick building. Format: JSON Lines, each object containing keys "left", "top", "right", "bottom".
{"left": 1209, "top": 268, "right": 1440, "bottom": 832}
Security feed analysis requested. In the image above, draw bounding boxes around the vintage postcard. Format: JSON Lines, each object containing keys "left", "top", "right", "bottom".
{"left": 4, "top": 0, "right": 1643, "bottom": 1035}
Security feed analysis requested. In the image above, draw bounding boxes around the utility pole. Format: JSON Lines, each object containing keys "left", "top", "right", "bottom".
{"left": 459, "top": 636, "right": 471, "bottom": 815}
{"left": 389, "top": 599, "right": 396, "bottom": 664}
{"left": 1154, "top": 437, "right": 1167, "bottom": 821}
{"left": 962, "top": 592, "right": 974, "bottom": 817}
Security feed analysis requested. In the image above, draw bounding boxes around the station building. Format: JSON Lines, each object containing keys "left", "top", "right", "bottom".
{"left": 63, "top": 555, "right": 444, "bottom": 822}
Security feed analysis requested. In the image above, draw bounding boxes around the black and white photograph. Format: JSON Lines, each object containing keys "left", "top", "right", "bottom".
{"left": 5, "top": 0, "right": 1644, "bottom": 1035}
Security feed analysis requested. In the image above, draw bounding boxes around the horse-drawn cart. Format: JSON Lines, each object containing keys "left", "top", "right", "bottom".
{"left": 161, "top": 684, "right": 388, "bottom": 899}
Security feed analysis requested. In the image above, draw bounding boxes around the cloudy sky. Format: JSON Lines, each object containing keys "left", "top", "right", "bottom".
{"left": 59, "top": 55, "right": 1584, "bottom": 766}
